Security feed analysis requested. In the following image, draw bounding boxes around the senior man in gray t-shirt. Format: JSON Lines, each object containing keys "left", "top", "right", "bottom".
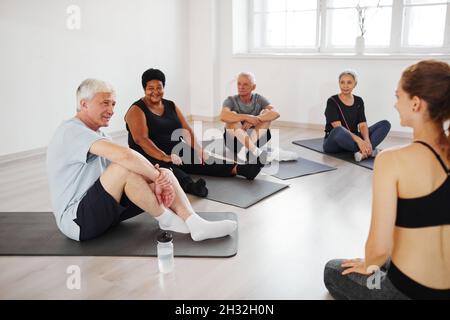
{"left": 220, "top": 72, "right": 280, "bottom": 164}
{"left": 46, "top": 79, "right": 236, "bottom": 241}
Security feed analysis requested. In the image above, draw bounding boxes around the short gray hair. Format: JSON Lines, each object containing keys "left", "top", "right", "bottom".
{"left": 339, "top": 69, "right": 358, "bottom": 82}
{"left": 237, "top": 71, "right": 256, "bottom": 85}
{"left": 76, "top": 78, "right": 115, "bottom": 112}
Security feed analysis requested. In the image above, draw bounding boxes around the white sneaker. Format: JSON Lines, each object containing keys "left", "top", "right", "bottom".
{"left": 253, "top": 150, "right": 277, "bottom": 165}
{"left": 371, "top": 148, "right": 381, "bottom": 158}
{"left": 265, "top": 151, "right": 277, "bottom": 163}
{"left": 275, "top": 148, "right": 299, "bottom": 162}
{"left": 354, "top": 151, "right": 364, "bottom": 162}
{"left": 259, "top": 145, "right": 273, "bottom": 153}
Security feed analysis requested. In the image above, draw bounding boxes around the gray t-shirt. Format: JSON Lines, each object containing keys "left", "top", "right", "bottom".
{"left": 222, "top": 93, "right": 270, "bottom": 116}
{"left": 46, "top": 118, "right": 111, "bottom": 241}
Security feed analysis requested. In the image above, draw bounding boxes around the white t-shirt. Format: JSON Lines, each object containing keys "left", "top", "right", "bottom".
{"left": 46, "top": 117, "right": 111, "bottom": 241}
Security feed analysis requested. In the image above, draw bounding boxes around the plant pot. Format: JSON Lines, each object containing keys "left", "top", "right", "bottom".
{"left": 355, "top": 36, "right": 365, "bottom": 54}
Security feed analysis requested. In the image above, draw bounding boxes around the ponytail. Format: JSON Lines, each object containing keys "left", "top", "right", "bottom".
{"left": 447, "top": 123, "right": 450, "bottom": 161}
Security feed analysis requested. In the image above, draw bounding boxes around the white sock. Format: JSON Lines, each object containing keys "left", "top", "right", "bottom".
{"left": 155, "top": 208, "right": 189, "bottom": 234}
{"left": 251, "top": 147, "right": 262, "bottom": 157}
{"left": 354, "top": 151, "right": 365, "bottom": 162}
{"left": 185, "top": 214, "right": 237, "bottom": 241}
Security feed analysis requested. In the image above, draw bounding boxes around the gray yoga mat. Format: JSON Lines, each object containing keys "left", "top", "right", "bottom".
{"left": 261, "top": 157, "right": 336, "bottom": 180}
{"left": 192, "top": 175, "right": 289, "bottom": 208}
{"left": 0, "top": 212, "right": 238, "bottom": 257}
{"left": 292, "top": 138, "right": 375, "bottom": 170}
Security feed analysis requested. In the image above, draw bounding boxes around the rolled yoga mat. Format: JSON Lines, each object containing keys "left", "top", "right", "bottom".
{"left": 261, "top": 157, "right": 336, "bottom": 180}
{"left": 0, "top": 211, "right": 238, "bottom": 257}
{"left": 292, "top": 138, "right": 375, "bottom": 170}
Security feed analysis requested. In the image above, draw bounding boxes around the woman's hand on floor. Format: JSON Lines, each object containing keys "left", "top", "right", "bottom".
{"left": 341, "top": 258, "right": 371, "bottom": 275}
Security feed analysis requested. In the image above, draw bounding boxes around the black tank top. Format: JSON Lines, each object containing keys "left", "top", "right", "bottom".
{"left": 126, "top": 99, "right": 183, "bottom": 156}
{"left": 396, "top": 141, "right": 450, "bottom": 228}
{"left": 389, "top": 140, "right": 450, "bottom": 299}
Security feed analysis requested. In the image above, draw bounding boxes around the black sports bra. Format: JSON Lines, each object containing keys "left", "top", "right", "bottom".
{"left": 396, "top": 141, "right": 450, "bottom": 228}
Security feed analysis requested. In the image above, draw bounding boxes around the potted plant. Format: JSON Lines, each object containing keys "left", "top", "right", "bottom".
{"left": 355, "top": 0, "right": 381, "bottom": 54}
{"left": 355, "top": 2, "right": 367, "bottom": 54}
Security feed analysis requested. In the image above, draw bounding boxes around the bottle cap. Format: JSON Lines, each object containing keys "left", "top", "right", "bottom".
{"left": 157, "top": 231, "right": 173, "bottom": 243}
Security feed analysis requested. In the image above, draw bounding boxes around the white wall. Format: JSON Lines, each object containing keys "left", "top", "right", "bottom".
{"left": 188, "top": 0, "right": 220, "bottom": 118}
{"left": 0, "top": 0, "right": 189, "bottom": 156}
{"left": 213, "top": 1, "right": 450, "bottom": 134}
{"left": 2, "top": 0, "right": 449, "bottom": 157}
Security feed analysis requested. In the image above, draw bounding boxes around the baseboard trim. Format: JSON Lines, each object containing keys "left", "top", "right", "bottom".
{"left": 0, "top": 121, "right": 412, "bottom": 164}
{"left": 186, "top": 115, "right": 324, "bottom": 130}
{"left": 0, "top": 129, "right": 129, "bottom": 165}
{"left": 386, "top": 131, "right": 413, "bottom": 139}
{"left": 0, "top": 146, "right": 48, "bottom": 165}
{"left": 187, "top": 115, "right": 221, "bottom": 122}
{"left": 186, "top": 115, "right": 413, "bottom": 138}
{"left": 109, "top": 129, "right": 128, "bottom": 139}
{"left": 272, "top": 120, "right": 323, "bottom": 130}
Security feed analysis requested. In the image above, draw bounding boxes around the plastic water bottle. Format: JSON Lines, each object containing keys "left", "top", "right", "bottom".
{"left": 157, "top": 231, "right": 174, "bottom": 273}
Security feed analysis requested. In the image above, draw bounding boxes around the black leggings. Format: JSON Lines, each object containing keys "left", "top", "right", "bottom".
{"left": 143, "top": 144, "right": 236, "bottom": 190}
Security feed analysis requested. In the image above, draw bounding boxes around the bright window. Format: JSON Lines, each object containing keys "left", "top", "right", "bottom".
{"left": 246, "top": 0, "right": 450, "bottom": 53}
{"left": 252, "top": 0, "right": 318, "bottom": 49}
{"left": 326, "top": 0, "right": 393, "bottom": 48}
{"left": 403, "top": 0, "right": 448, "bottom": 47}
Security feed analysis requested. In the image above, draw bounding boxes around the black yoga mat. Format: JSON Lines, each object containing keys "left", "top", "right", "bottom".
{"left": 292, "top": 138, "right": 375, "bottom": 170}
{"left": 0, "top": 212, "right": 238, "bottom": 257}
{"left": 261, "top": 157, "right": 336, "bottom": 180}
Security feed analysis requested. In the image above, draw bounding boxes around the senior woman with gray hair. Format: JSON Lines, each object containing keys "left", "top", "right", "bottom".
{"left": 323, "top": 70, "right": 391, "bottom": 161}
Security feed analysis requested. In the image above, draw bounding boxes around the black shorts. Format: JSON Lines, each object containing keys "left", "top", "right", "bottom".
{"left": 74, "top": 178, "right": 144, "bottom": 241}
{"left": 223, "top": 128, "right": 272, "bottom": 153}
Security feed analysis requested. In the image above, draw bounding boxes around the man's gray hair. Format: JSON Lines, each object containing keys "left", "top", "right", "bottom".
{"left": 237, "top": 71, "right": 256, "bottom": 85}
{"left": 76, "top": 78, "right": 115, "bottom": 112}
{"left": 339, "top": 69, "right": 358, "bottom": 82}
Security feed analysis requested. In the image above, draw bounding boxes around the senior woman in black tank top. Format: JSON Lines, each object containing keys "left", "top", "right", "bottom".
{"left": 125, "top": 69, "right": 262, "bottom": 197}
{"left": 324, "top": 60, "right": 450, "bottom": 299}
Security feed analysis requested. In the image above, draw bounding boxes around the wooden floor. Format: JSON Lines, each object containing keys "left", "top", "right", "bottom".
{"left": 0, "top": 123, "right": 409, "bottom": 299}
